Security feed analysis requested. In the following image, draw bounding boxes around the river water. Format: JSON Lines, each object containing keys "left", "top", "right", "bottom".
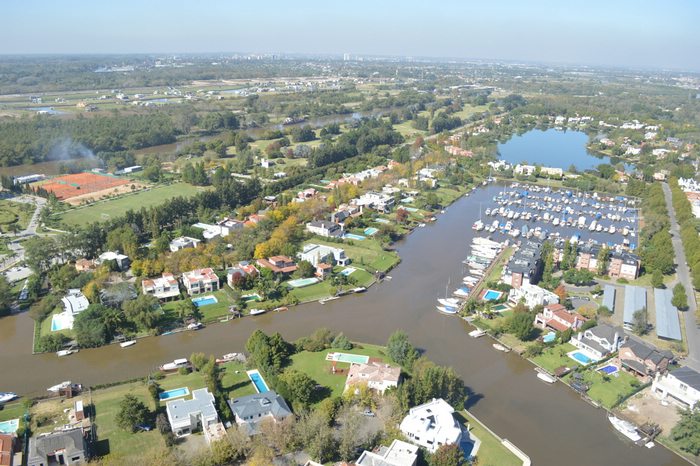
{"left": 0, "top": 185, "right": 684, "bottom": 466}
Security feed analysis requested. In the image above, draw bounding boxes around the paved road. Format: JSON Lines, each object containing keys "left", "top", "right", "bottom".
{"left": 662, "top": 182, "right": 700, "bottom": 370}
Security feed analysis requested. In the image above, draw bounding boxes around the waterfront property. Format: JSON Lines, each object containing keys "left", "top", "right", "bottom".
{"left": 356, "top": 439, "right": 419, "bottom": 466}
{"left": 256, "top": 256, "right": 298, "bottom": 274}
{"left": 246, "top": 369, "right": 270, "bottom": 394}
{"left": 344, "top": 361, "right": 401, "bottom": 394}
{"left": 182, "top": 268, "right": 219, "bottom": 296}
{"left": 534, "top": 303, "right": 587, "bottom": 332}
{"left": 502, "top": 239, "right": 544, "bottom": 288}
{"left": 571, "top": 323, "right": 625, "bottom": 359}
{"left": 0, "top": 433, "right": 16, "bottom": 466}
{"left": 141, "top": 273, "right": 180, "bottom": 301}
{"left": 568, "top": 350, "right": 600, "bottom": 366}
{"left": 51, "top": 289, "right": 89, "bottom": 331}
{"left": 507, "top": 282, "right": 558, "bottom": 308}
{"left": 616, "top": 337, "right": 673, "bottom": 382}
{"left": 27, "top": 428, "right": 88, "bottom": 466}
{"left": 192, "top": 295, "right": 218, "bottom": 307}
{"left": 298, "top": 243, "right": 350, "bottom": 267}
{"left": 158, "top": 387, "right": 190, "bottom": 401}
{"left": 287, "top": 277, "right": 320, "bottom": 288}
{"left": 326, "top": 352, "right": 370, "bottom": 364}
{"left": 653, "top": 288, "right": 682, "bottom": 341}
{"left": 165, "top": 388, "right": 219, "bottom": 438}
{"left": 229, "top": 391, "right": 292, "bottom": 435}
{"left": 400, "top": 398, "right": 462, "bottom": 453}
{"left": 483, "top": 289, "right": 504, "bottom": 302}
{"left": 0, "top": 419, "right": 18, "bottom": 434}
{"left": 651, "top": 366, "right": 700, "bottom": 410}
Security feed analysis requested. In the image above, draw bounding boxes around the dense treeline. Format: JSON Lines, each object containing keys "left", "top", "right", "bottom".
{"left": 638, "top": 182, "right": 675, "bottom": 275}
{"left": 670, "top": 178, "right": 700, "bottom": 289}
{"left": 0, "top": 114, "right": 177, "bottom": 166}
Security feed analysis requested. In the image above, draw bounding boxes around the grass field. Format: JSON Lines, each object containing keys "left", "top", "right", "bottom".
{"left": 307, "top": 238, "right": 399, "bottom": 274}
{"left": 0, "top": 200, "right": 34, "bottom": 233}
{"left": 456, "top": 411, "right": 522, "bottom": 466}
{"left": 568, "top": 368, "right": 642, "bottom": 409}
{"left": 161, "top": 288, "right": 234, "bottom": 323}
{"left": 59, "top": 182, "right": 205, "bottom": 226}
{"left": 531, "top": 343, "right": 579, "bottom": 373}
{"left": 287, "top": 344, "right": 388, "bottom": 400}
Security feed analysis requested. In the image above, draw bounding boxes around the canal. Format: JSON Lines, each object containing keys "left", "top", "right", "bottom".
{"left": 0, "top": 184, "right": 684, "bottom": 466}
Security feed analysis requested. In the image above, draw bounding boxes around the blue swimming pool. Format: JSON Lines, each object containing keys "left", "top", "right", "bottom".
{"left": 569, "top": 351, "right": 593, "bottom": 365}
{"left": 598, "top": 364, "right": 619, "bottom": 375}
{"left": 343, "top": 233, "right": 366, "bottom": 241}
{"left": 192, "top": 295, "right": 218, "bottom": 307}
{"left": 483, "top": 290, "right": 503, "bottom": 301}
{"left": 0, "top": 419, "right": 18, "bottom": 434}
{"left": 375, "top": 218, "right": 390, "bottom": 224}
{"left": 543, "top": 332, "right": 556, "bottom": 344}
{"left": 287, "top": 277, "right": 320, "bottom": 288}
{"left": 247, "top": 370, "right": 270, "bottom": 393}
{"left": 159, "top": 387, "right": 190, "bottom": 400}
{"left": 364, "top": 227, "right": 379, "bottom": 236}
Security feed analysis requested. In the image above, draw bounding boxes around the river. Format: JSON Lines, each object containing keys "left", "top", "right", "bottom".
{"left": 0, "top": 185, "right": 684, "bottom": 466}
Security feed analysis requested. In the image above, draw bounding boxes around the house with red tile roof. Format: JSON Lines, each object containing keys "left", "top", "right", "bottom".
{"left": 0, "top": 434, "right": 16, "bottom": 466}
{"left": 256, "top": 256, "right": 298, "bottom": 274}
{"left": 182, "top": 268, "right": 219, "bottom": 296}
{"left": 142, "top": 273, "right": 181, "bottom": 301}
{"left": 534, "top": 303, "right": 587, "bottom": 332}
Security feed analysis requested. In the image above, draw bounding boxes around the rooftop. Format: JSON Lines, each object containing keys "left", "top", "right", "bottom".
{"left": 654, "top": 288, "right": 682, "bottom": 341}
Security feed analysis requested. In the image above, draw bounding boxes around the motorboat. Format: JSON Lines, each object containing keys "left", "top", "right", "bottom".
{"left": 453, "top": 287, "right": 470, "bottom": 298}
{"left": 436, "top": 305, "right": 458, "bottom": 314}
{"left": 187, "top": 322, "right": 203, "bottom": 330}
{"left": 536, "top": 369, "right": 557, "bottom": 384}
{"left": 47, "top": 381, "right": 72, "bottom": 392}
{"left": 273, "top": 306, "right": 289, "bottom": 312}
{"left": 56, "top": 348, "right": 77, "bottom": 357}
{"left": 493, "top": 343, "right": 510, "bottom": 352}
{"left": 352, "top": 287, "right": 367, "bottom": 293}
{"left": 468, "top": 329, "right": 486, "bottom": 338}
{"left": 249, "top": 308, "right": 267, "bottom": 315}
{"left": 160, "top": 358, "right": 189, "bottom": 371}
{"left": 319, "top": 297, "right": 340, "bottom": 304}
{"left": 0, "top": 392, "right": 17, "bottom": 404}
{"left": 608, "top": 416, "right": 642, "bottom": 442}
{"left": 120, "top": 340, "right": 136, "bottom": 348}
{"left": 438, "top": 298, "right": 461, "bottom": 307}
{"left": 216, "top": 352, "right": 242, "bottom": 364}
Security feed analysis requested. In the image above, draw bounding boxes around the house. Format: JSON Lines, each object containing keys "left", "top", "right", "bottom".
{"left": 534, "top": 303, "right": 587, "bottom": 332}
{"left": 315, "top": 262, "right": 333, "bottom": 279}
{"left": 652, "top": 367, "right": 700, "bottom": 410}
{"left": 540, "top": 166, "right": 563, "bottom": 178}
{"left": 192, "top": 223, "right": 229, "bottom": 241}
{"left": 244, "top": 213, "right": 266, "bottom": 227}
{"left": 27, "top": 429, "right": 88, "bottom": 466}
{"left": 298, "top": 243, "right": 350, "bottom": 267}
{"left": 306, "top": 220, "right": 343, "bottom": 238}
{"left": 356, "top": 439, "right": 419, "bottom": 466}
{"left": 0, "top": 434, "right": 16, "bottom": 466}
{"left": 617, "top": 338, "right": 673, "bottom": 381}
{"left": 502, "top": 240, "right": 543, "bottom": 288}
{"left": 169, "top": 236, "right": 201, "bottom": 252}
{"left": 182, "top": 268, "right": 219, "bottom": 295}
{"left": 217, "top": 217, "right": 245, "bottom": 232}
{"left": 96, "top": 251, "right": 129, "bottom": 271}
{"left": 228, "top": 391, "right": 292, "bottom": 435}
{"left": 62, "top": 289, "right": 89, "bottom": 316}
{"left": 608, "top": 252, "right": 640, "bottom": 280}
{"left": 507, "top": 283, "right": 559, "bottom": 308}
{"left": 74, "top": 259, "right": 95, "bottom": 272}
{"left": 399, "top": 398, "right": 462, "bottom": 453}
{"left": 226, "top": 261, "right": 259, "bottom": 286}
{"left": 166, "top": 388, "right": 219, "bottom": 438}
{"left": 142, "top": 273, "right": 180, "bottom": 301}
{"left": 256, "top": 256, "right": 298, "bottom": 274}
{"left": 354, "top": 192, "right": 395, "bottom": 213}
{"left": 344, "top": 362, "right": 401, "bottom": 394}
{"left": 571, "top": 323, "right": 625, "bottom": 359}
{"left": 514, "top": 164, "right": 536, "bottom": 176}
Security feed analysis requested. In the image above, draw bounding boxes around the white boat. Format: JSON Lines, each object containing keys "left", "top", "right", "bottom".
{"left": 609, "top": 225, "right": 616, "bottom": 234}
{"left": 436, "top": 305, "right": 458, "bottom": 314}
{"left": 453, "top": 288, "right": 470, "bottom": 298}
{"left": 249, "top": 308, "right": 267, "bottom": 315}
{"left": 536, "top": 370, "right": 557, "bottom": 384}
{"left": 187, "top": 322, "right": 203, "bottom": 330}
{"left": 468, "top": 329, "right": 486, "bottom": 338}
{"left": 472, "top": 220, "right": 485, "bottom": 231}
{"left": 47, "top": 381, "right": 72, "bottom": 392}
{"left": 216, "top": 352, "right": 242, "bottom": 364}
{"left": 160, "top": 358, "right": 189, "bottom": 371}
{"left": 596, "top": 224, "right": 603, "bottom": 232}
{"left": 622, "top": 226, "right": 629, "bottom": 236}
{"left": 492, "top": 343, "right": 510, "bottom": 352}
{"left": 469, "top": 269, "right": 484, "bottom": 276}
{"left": 608, "top": 416, "right": 642, "bottom": 442}
{"left": 56, "top": 349, "right": 77, "bottom": 357}
{"left": 418, "top": 223, "right": 426, "bottom": 227}
{"left": 0, "top": 392, "right": 17, "bottom": 404}
{"left": 352, "top": 287, "right": 367, "bottom": 293}
{"left": 438, "top": 298, "right": 461, "bottom": 307}
{"left": 120, "top": 340, "right": 136, "bottom": 348}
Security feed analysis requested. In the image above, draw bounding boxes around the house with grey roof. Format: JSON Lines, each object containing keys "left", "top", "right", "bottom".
{"left": 571, "top": 323, "right": 625, "bottom": 359}
{"left": 166, "top": 388, "right": 219, "bottom": 438}
{"left": 617, "top": 337, "right": 673, "bottom": 382}
{"left": 27, "top": 428, "right": 88, "bottom": 466}
{"left": 228, "top": 391, "right": 292, "bottom": 435}
{"left": 356, "top": 439, "right": 419, "bottom": 466}
{"left": 652, "top": 366, "right": 700, "bottom": 410}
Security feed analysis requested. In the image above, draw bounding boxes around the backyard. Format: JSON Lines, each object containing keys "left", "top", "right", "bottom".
{"left": 531, "top": 343, "right": 579, "bottom": 373}
{"left": 309, "top": 238, "right": 399, "bottom": 274}
{"left": 456, "top": 411, "right": 522, "bottom": 466}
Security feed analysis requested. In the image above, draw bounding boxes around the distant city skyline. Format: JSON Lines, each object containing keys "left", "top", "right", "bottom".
{"left": 2, "top": 0, "right": 699, "bottom": 72}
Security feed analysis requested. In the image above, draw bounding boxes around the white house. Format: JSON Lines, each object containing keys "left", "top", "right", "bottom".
{"left": 182, "top": 268, "right": 219, "bottom": 295}
{"left": 514, "top": 164, "right": 536, "bottom": 176}
{"left": 96, "top": 251, "right": 130, "bottom": 271}
{"left": 507, "top": 283, "right": 559, "bottom": 308}
{"left": 192, "top": 223, "right": 229, "bottom": 240}
{"left": 170, "top": 236, "right": 201, "bottom": 252}
{"left": 305, "top": 220, "right": 343, "bottom": 238}
{"left": 62, "top": 289, "right": 89, "bottom": 316}
{"left": 399, "top": 398, "right": 462, "bottom": 453}
{"left": 141, "top": 273, "right": 180, "bottom": 301}
{"left": 166, "top": 388, "right": 219, "bottom": 438}
{"left": 652, "top": 367, "right": 700, "bottom": 410}
{"left": 356, "top": 439, "right": 419, "bottom": 466}
{"left": 298, "top": 243, "right": 350, "bottom": 267}
{"left": 344, "top": 362, "right": 401, "bottom": 394}
{"left": 354, "top": 192, "right": 395, "bottom": 213}
{"left": 571, "top": 323, "right": 625, "bottom": 359}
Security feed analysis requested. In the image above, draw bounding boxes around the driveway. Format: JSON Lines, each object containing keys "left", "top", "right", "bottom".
{"left": 662, "top": 182, "right": 700, "bottom": 370}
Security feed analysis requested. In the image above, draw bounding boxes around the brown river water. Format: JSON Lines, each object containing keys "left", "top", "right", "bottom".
{"left": 0, "top": 184, "right": 685, "bottom": 466}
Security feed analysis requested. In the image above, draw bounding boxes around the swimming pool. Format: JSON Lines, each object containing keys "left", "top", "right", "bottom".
{"left": 598, "top": 364, "right": 619, "bottom": 375}
{"left": 568, "top": 350, "right": 597, "bottom": 365}
{"left": 343, "top": 233, "right": 366, "bottom": 241}
{"left": 543, "top": 332, "right": 556, "bottom": 344}
{"left": 192, "top": 295, "right": 218, "bottom": 307}
{"left": 242, "top": 293, "right": 262, "bottom": 302}
{"left": 287, "top": 277, "right": 320, "bottom": 288}
{"left": 340, "top": 267, "right": 356, "bottom": 276}
{"left": 0, "top": 419, "right": 19, "bottom": 434}
{"left": 50, "top": 312, "right": 73, "bottom": 332}
{"left": 158, "top": 387, "right": 190, "bottom": 400}
{"left": 404, "top": 207, "right": 419, "bottom": 212}
{"left": 325, "top": 352, "right": 370, "bottom": 364}
{"left": 492, "top": 304, "right": 509, "bottom": 312}
{"left": 375, "top": 218, "right": 391, "bottom": 224}
{"left": 364, "top": 227, "right": 379, "bottom": 236}
{"left": 247, "top": 370, "right": 270, "bottom": 393}
{"left": 483, "top": 290, "right": 503, "bottom": 301}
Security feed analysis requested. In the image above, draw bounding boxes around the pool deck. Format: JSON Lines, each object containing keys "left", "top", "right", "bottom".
{"left": 158, "top": 386, "right": 190, "bottom": 400}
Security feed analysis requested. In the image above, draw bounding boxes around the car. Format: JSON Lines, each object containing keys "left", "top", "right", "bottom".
{"left": 362, "top": 409, "right": 375, "bottom": 417}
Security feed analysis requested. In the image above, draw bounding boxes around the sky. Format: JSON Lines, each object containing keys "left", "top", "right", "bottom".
{"left": 2, "top": 0, "right": 699, "bottom": 71}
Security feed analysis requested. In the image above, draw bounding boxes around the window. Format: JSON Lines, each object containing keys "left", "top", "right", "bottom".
{"left": 680, "top": 383, "right": 688, "bottom": 392}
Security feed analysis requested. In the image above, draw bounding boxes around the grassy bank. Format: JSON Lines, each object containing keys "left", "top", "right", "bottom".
{"left": 456, "top": 410, "right": 522, "bottom": 466}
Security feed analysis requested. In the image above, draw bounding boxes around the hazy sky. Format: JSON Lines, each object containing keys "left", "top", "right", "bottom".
{"left": 2, "top": 0, "right": 699, "bottom": 71}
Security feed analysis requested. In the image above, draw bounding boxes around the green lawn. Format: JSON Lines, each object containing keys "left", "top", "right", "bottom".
{"left": 288, "top": 280, "right": 339, "bottom": 303}
{"left": 161, "top": 288, "right": 234, "bottom": 324}
{"left": 58, "top": 182, "right": 206, "bottom": 227}
{"left": 308, "top": 238, "right": 399, "bottom": 273}
{"left": 452, "top": 104, "right": 489, "bottom": 120}
{"left": 456, "top": 411, "right": 522, "bottom": 466}
{"left": 38, "top": 307, "right": 74, "bottom": 345}
{"left": 569, "top": 369, "right": 642, "bottom": 409}
{"left": 287, "top": 344, "right": 388, "bottom": 400}
{"left": 392, "top": 120, "right": 427, "bottom": 139}
{"left": 531, "top": 343, "right": 579, "bottom": 373}
{"left": 0, "top": 200, "right": 34, "bottom": 233}
{"left": 0, "top": 401, "right": 26, "bottom": 423}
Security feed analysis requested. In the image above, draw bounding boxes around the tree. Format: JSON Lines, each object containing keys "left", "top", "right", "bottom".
{"left": 672, "top": 283, "right": 688, "bottom": 310}
{"left": 281, "top": 370, "right": 316, "bottom": 406}
{"left": 0, "top": 275, "right": 12, "bottom": 316}
{"left": 396, "top": 208, "right": 409, "bottom": 224}
{"left": 115, "top": 394, "right": 149, "bottom": 432}
{"left": 331, "top": 332, "right": 353, "bottom": 350}
{"left": 651, "top": 269, "right": 664, "bottom": 289}
{"left": 73, "top": 304, "right": 109, "bottom": 347}
{"left": 122, "top": 294, "right": 160, "bottom": 331}
{"left": 387, "top": 330, "right": 418, "bottom": 368}
{"left": 508, "top": 311, "right": 536, "bottom": 341}
{"left": 24, "top": 236, "right": 58, "bottom": 273}
{"left": 670, "top": 409, "right": 700, "bottom": 456}
{"left": 175, "top": 299, "right": 198, "bottom": 323}
{"left": 297, "top": 260, "right": 315, "bottom": 278}
{"left": 429, "top": 443, "right": 467, "bottom": 466}
{"left": 632, "top": 308, "right": 648, "bottom": 336}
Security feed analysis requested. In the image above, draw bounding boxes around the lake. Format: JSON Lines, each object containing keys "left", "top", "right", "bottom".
{"left": 498, "top": 129, "right": 630, "bottom": 171}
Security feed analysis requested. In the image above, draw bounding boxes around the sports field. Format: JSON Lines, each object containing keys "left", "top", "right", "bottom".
{"left": 59, "top": 182, "right": 205, "bottom": 226}
{"left": 38, "top": 172, "right": 129, "bottom": 200}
